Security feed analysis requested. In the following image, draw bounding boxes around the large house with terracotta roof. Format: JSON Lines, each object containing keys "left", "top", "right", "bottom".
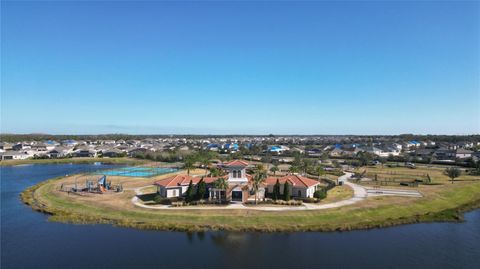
{"left": 154, "top": 160, "right": 321, "bottom": 202}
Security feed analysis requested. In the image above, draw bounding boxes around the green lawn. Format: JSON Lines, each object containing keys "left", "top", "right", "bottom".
{"left": 22, "top": 173, "right": 480, "bottom": 232}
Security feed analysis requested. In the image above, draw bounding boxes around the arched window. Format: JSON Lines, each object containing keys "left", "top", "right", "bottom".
{"left": 237, "top": 170, "right": 242, "bottom": 178}
{"left": 233, "top": 170, "right": 237, "bottom": 178}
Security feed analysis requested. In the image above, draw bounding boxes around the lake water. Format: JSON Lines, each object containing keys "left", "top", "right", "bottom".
{"left": 1, "top": 164, "right": 479, "bottom": 269}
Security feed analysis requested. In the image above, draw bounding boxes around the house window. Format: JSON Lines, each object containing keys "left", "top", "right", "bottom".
{"left": 173, "top": 190, "right": 177, "bottom": 196}
{"left": 298, "top": 190, "right": 301, "bottom": 197}
{"left": 237, "top": 170, "right": 242, "bottom": 178}
{"left": 233, "top": 170, "right": 237, "bottom": 178}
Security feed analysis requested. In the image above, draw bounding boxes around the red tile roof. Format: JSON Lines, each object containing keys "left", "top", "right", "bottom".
{"left": 155, "top": 172, "right": 256, "bottom": 188}
{"left": 223, "top": 160, "right": 249, "bottom": 167}
{"left": 202, "top": 176, "right": 223, "bottom": 184}
{"left": 154, "top": 175, "right": 198, "bottom": 187}
{"left": 265, "top": 175, "right": 320, "bottom": 188}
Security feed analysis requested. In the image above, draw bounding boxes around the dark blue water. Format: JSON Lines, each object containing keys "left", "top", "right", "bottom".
{"left": 1, "top": 164, "right": 479, "bottom": 269}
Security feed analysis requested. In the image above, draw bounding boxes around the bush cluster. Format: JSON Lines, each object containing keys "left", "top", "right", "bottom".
{"left": 153, "top": 195, "right": 182, "bottom": 205}
{"left": 298, "top": 197, "right": 320, "bottom": 203}
{"left": 272, "top": 200, "right": 302, "bottom": 206}
{"left": 314, "top": 189, "right": 327, "bottom": 200}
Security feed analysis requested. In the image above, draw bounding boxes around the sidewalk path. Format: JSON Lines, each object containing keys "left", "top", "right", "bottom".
{"left": 131, "top": 172, "right": 421, "bottom": 211}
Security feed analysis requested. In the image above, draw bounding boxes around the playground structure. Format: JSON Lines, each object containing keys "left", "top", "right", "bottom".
{"left": 58, "top": 163, "right": 179, "bottom": 195}
{"left": 60, "top": 175, "right": 123, "bottom": 194}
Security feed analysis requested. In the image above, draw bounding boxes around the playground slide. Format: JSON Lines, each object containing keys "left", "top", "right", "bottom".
{"left": 99, "top": 185, "right": 106, "bottom": 193}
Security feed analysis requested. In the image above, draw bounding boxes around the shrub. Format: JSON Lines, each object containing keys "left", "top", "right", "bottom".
{"left": 185, "top": 180, "right": 194, "bottom": 202}
{"left": 171, "top": 201, "right": 185, "bottom": 207}
{"left": 314, "top": 189, "right": 327, "bottom": 200}
{"left": 300, "top": 197, "right": 318, "bottom": 203}
{"left": 273, "top": 179, "right": 281, "bottom": 200}
{"left": 284, "top": 181, "right": 290, "bottom": 201}
{"left": 153, "top": 196, "right": 183, "bottom": 205}
{"left": 271, "top": 200, "right": 302, "bottom": 206}
{"left": 245, "top": 200, "right": 273, "bottom": 205}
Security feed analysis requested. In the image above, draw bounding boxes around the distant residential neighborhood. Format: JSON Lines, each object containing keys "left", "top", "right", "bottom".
{"left": 1, "top": 135, "right": 479, "bottom": 169}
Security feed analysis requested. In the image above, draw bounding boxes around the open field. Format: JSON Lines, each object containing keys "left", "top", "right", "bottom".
{"left": 354, "top": 164, "right": 479, "bottom": 184}
{"left": 21, "top": 164, "right": 480, "bottom": 232}
{"left": 0, "top": 157, "right": 149, "bottom": 166}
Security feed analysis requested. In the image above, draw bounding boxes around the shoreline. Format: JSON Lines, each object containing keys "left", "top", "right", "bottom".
{"left": 21, "top": 174, "right": 480, "bottom": 233}
{"left": 0, "top": 157, "right": 149, "bottom": 167}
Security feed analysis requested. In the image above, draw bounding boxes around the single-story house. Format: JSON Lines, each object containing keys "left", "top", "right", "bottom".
{"left": 48, "top": 147, "right": 71, "bottom": 158}
{"left": 0, "top": 151, "right": 30, "bottom": 160}
{"left": 433, "top": 149, "right": 456, "bottom": 160}
{"left": 73, "top": 148, "right": 97, "bottom": 158}
{"left": 456, "top": 149, "right": 473, "bottom": 159}
{"left": 102, "top": 148, "right": 125, "bottom": 157}
{"left": 0, "top": 142, "right": 13, "bottom": 151}
{"left": 265, "top": 174, "right": 321, "bottom": 198}
{"left": 154, "top": 175, "right": 223, "bottom": 198}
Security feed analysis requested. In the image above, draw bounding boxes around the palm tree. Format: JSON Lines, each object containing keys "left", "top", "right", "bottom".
{"left": 315, "top": 165, "right": 325, "bottom": 180}
{"left": 270, "top": 165, "right": 279, "bottom": 176}
{"left": 201, "top": 157, "right": 211, "bottom": 176}
{"left": 252, "top": 165, "right": 267, "bottom": 204}
{"left": 184, "top": 156, "right": 195, "bottom": 175}
{"left": 213, "top": 177, "right": 228, "bottom": 202}
{"left": 288, "top": 165, "right": 300, "bottom": 174}
{"left": 301, "top": 159, "right": 312, "bottom": 175}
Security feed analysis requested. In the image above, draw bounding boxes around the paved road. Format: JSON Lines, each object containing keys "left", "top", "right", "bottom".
{"left": 131, "top": 172, "right": 421, "bottom": 211}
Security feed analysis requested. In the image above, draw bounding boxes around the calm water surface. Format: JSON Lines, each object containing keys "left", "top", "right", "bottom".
{"left": 1, "top": 164, "right": 479, "bottom": 269}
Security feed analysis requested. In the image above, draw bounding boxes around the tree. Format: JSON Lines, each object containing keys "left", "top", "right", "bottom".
{"left": 209, "top": 167, "right": 223, "bottom": 177}
{"left": 261, "top": 153, "right": 272, "bottom": 164}
{"left": 213, "top": 177, "right": 228, "bottom": 202}
{"left": 315, "top": 165, "right": 325, "bottom": 180}
{"left": 184, "top": 155, "right": 196, "bottom": 175}
{"left": 270, "top": 165, "right": 279, "bottom": 176}
{"left": 214, "top": 177, "right": 228, "bottom": 189}
{"left": 292, "top": 152, "right": 303, "bottom": 168}
{"left": 288, "top": 165, "right": 300, "bottom": 174}
{"left": 252, "top": 166, "right": 267, "bottom": 204}
{"left": 445, "top": 167, "right": 461, "bottom": 184}
{"left": 256, "top": 163, "right": 265, "bottom": 173}
{"left": 301, "top": 159, "right": 312, "bottom": 175}
{"left": 196, "top": 178, "right": 206, "bottom": 200}
{"left": 283, "top": 180, "right": 290, "bottom": 201}
{"left": 378, "top": 158, "right": 387, "bottom": 167}
{"left": 357, "top": 152, "right": 374, "bottom": 166}
{"left": 185, "top": 180, "right": 194, "bottom": 202}
{"left": 199, "top": 156, "right": 212, "bottom": 176}
{"left": 273, "top": 179, "right": 281, "bottom": 200}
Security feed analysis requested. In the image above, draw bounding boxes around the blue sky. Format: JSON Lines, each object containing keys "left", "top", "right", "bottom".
{"left": 1, "top": 0, "right": 479, "bottom": 135}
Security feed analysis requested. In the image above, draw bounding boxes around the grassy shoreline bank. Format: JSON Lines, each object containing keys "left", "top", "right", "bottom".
{"left": 0, "top": 157, "right": 148, "bottom": 166}
{"left": 21, "top": 175, "right": 480, "bottom": 232}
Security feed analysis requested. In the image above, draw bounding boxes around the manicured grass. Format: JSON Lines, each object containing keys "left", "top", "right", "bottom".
{"left": 22, "top": 172, "right": 480, "bottom": 232}
{"left": 0, "top": 157, "right": 149, "bottom": 166}
{"left": 321, "top": 185, "right": 354, "bottom": 203}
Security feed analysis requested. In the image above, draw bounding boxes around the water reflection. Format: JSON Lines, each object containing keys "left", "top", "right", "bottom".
{"left": 1, "top": 164, "right": 479, "bottom": 269}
